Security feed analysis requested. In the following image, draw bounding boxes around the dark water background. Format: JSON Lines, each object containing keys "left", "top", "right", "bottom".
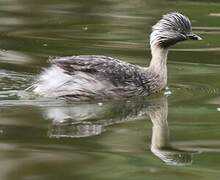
{"left": 1, "top": 0, "right": 220, "bottom": 179}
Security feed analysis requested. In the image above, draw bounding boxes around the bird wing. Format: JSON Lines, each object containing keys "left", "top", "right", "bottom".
{"left": 51, "top": 55, "right": 152, "bottom": 96}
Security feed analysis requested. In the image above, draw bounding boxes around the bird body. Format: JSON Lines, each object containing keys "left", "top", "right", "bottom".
{"left": 33, "top": 55, "right": 166, "bottom": 100}
{"left": 32, "top": 12, "right": 201, "bottom": 101}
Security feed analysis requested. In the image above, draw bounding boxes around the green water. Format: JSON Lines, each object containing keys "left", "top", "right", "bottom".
{"left": 1, "top": 0, "right": 220, "bottom": 179}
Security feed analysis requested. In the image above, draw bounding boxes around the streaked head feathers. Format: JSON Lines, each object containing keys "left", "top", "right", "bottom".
{"left": 150, "top": 12, "right": 201, "bottom": 48}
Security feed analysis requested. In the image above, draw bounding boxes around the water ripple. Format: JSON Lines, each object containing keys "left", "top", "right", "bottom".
{"left": 169, "top": 83, "right": 220, "bottom": 99}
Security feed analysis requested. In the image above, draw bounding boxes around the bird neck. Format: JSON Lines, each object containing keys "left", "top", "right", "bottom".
{"left": 149, "top": 45, "right": 168, "bottom": 74}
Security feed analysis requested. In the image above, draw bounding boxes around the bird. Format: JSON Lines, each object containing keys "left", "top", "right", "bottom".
{"left": 31, "top": 12, "right": 202, "bottom": 101}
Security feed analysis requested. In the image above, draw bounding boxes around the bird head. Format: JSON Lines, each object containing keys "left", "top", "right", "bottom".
{"left": 150, "top": 12, "right": 202, "bottom": 48}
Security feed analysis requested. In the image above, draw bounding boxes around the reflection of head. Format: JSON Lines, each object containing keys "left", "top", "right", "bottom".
{"left": 43, "top": 97, "right": 195, "bottom": 166}
{"left": 151, "top": 148, "right": 193, "bottom": 166}
{"left": 148, "top": 97, "right": 195, "bottom": 166}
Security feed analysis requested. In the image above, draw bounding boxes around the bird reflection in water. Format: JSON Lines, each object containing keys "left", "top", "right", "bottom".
{"left": 44, "top": 96, "right": 196, "bottom": 166}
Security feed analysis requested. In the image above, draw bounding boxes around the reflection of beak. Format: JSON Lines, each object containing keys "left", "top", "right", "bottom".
{"left": 187, "top": 33, "right": 202, "bottom": 40}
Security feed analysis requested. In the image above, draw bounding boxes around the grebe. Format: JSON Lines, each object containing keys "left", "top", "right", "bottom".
{"left": 32, "top": 12, "right": 202, "bottom": 101}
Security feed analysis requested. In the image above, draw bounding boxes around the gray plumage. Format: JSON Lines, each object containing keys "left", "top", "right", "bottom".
{"left": 31, "top": 12, "right": 202, "bottom": 101}
{"left": 151, "top": 12, "right": 192, "bottom": 47}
